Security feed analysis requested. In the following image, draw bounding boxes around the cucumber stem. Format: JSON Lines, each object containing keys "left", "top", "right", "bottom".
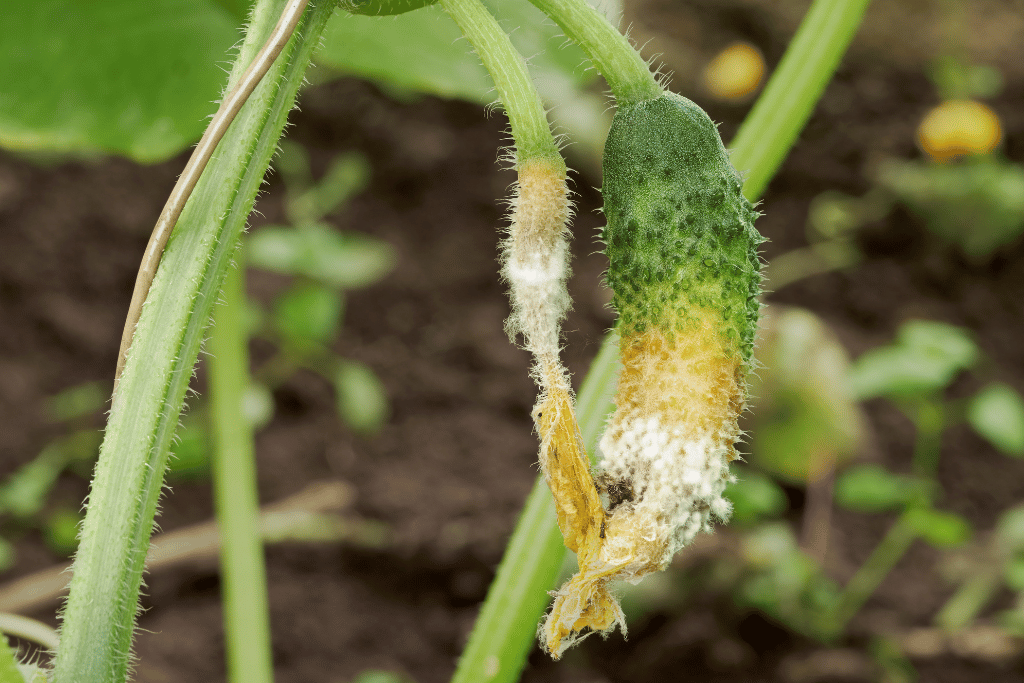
{"left": 52, "top": 2, "right": 336, "bottom": 680}
{"left": 440, "top": 0, "right": 563, "bottom": 167}
{"left": 526, "top": 0, "right": 662, "bottom": 106}
{"left": 209, "top": 260, "right": 273, "bottom": 683}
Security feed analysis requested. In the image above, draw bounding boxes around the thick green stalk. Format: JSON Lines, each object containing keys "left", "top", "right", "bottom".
{"left": 439, "top": 0, "right": 562, "bottom": 166}
{"left": 210, "top": 261, "right": 272, "bottom": 683}
{"left": 52, "top": 2, "right": 335, "bottom": 681}
{"left": 526, "top": 0, "right": 661, "bottom": 107}
{"left": 729, "top": 0, "right": 872, "bottom": 200}
{"left": 450, "top": 0, "right": 871, "bottom": 679}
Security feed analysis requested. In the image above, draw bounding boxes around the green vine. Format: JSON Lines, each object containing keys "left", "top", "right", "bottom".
{"left": 51, "top": 2, "right": 335, "bottom": 681}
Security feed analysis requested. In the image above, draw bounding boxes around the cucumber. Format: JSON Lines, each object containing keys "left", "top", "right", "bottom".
{"left": 541, "top": 92, "right": 765, "bottom": 658}
{"left": 597, "top": 91, "right": 763, "bottom": 559}
{"left": 602, "top": 91, "right": 762, "bottom": 363}
{"left": 597, "top": 92, "right": 763, "bottom": 551}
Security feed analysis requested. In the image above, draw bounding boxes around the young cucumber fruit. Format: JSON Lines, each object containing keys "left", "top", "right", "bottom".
{"left": 603, "top": 91, "right": 762, "bottom": 362}
{"left": 599, "top": 90, "right": 763, "bottom": 556}
{"left": 542, "top": 91, "right": 763, "bottom": 657}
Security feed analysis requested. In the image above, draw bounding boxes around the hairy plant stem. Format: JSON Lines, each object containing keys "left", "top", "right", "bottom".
{"left": 52, "top": 2, "right": 335, "bottom": 681}
{"left": 449, "top": 0, "right": 872, "bottom": 678}
{"left": 526, "top": 0, "right": 661, "bottom": 107}
{"left": 114, "top": 0, "right": 310, "bottom": 387}
{"left": 209, "top": 260, "right": 272, "bottom": 683}
{"left": 440, "top": 0, "right": 562, "bottom": 166}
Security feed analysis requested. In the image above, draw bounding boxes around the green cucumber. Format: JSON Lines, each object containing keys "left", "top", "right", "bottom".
{"left": 602, "top": 91, "right": 763, "bottom": 363}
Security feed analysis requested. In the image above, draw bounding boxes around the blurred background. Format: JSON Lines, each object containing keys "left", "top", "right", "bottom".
{"left": 1, "top": 0, "right": 1024, "bottom": 681}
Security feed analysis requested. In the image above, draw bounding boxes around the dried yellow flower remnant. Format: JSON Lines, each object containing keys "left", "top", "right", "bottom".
{"left": 535, "top": 361, "right": 602, "bottom": 557}
{"left": 501, "top": 158, "right": 591, "bottom": 553}
{"left": 541, "top": 314, "right": 744, "bottom": 658}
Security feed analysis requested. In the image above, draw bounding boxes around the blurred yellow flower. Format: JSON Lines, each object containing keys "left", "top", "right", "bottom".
{"left": 917, "top": 99, "right": 1002, "bottom": 162}
{"left": 703, "top": 42, "right": 766, "bottom": 100}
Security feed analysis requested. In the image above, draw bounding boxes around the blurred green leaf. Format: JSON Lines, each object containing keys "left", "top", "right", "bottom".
{"left": 288, "top": 153, "right": 371, "bottom": 223}
{"left": 249, "top": 223, "right": 395, "bottom": 289}
{"left": 317, "top": 4, "right": 492, "bottom": 102}
{"left": 45, "top": 381, "right": 108, "bottom": 423}
{"left": 835, "top": 465, "right": 927, "bottom": 513}
{"left": 316, "top": 0, "right": 595, "bottom": 104}
{"left": 211, "top": 0, "right": 252, "bottom": 21}
{"left": 968, "top": 383, "right": 1024, "bottom": 457}
{"left": 848, "top": 320, "right": 978, "bottom": 400}
{"left": 928, "top": 55, "right": 1004, "bottom": 100}
{"left": 905, "top": 507, "right": 972, "bottom": 548}
{"left": 749, "top": 307, "right": 865, "bottom": 482}
{"left": 0, "top": 539, "right": 16, "bottom": 575}
{"left": 1005, "top": 556, "right": 1024, "bottom": 592}
{"left": 275, "top": 140, "right": 314, "bottom": 191}
{"left": 242, "top": 297, "right": 266, "bottom": 338}
{"left": 899, "top": 320, "right": 978, "bottom": 365}
{"left": 996, "top": 506, "right": 1024, "bottom": 553}
{"left": 741, "top": 523, "right": 803, "bottom": 570}
{"left": 0, "top": 431, "right": 101, "bottom": 518}
{"left": 737, "top": 523, "right": 841, "bottom": 639}
{"left": 870, "top": 635, "right": 917, "bottom": 683}
{"left": 168, "top": 419, "right": 210, "bottom": 478}
{"left": 44, "top": 508, "right": 83, "bottom": 556}
{"left": 876, "top": 158, "right": 1024, "bottom": 259}
{"left": 0, "top": 445, "right": 64, "bottom": 519}
{"left": 334, "top": 360, "right": 389, "bottom": 434}
{"left": 273, "top": 282, "right": 344, "bottom": 351}
{"left": 0, "top": 1, "right": 238, "bottom": 162}
{"left": 724, "top": 471, "right": 788, "bottom": 526}
{"left": 808, "top": 191, "right": 868, "bottom": 240}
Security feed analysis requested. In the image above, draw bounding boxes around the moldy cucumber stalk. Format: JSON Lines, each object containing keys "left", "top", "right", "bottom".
{"left": 542, "top": 91, "right": 763, "bottom": 656}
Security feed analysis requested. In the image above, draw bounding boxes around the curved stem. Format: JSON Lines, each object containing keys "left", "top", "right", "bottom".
{"left": 0, "top": 613, "right": 60, "bottom": 652}
{"left": 114, "top": 0, "right": 309, "bottom": 389}
{"left": 526, "top": 0, "right": 661, "bottom": 107}
{"left": 439, "top": 0, "right": 562, "bottom": 166}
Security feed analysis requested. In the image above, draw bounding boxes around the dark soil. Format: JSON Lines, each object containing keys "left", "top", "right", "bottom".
{"left": 2, "top": 1, "right": 1024, "bottom": 682}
